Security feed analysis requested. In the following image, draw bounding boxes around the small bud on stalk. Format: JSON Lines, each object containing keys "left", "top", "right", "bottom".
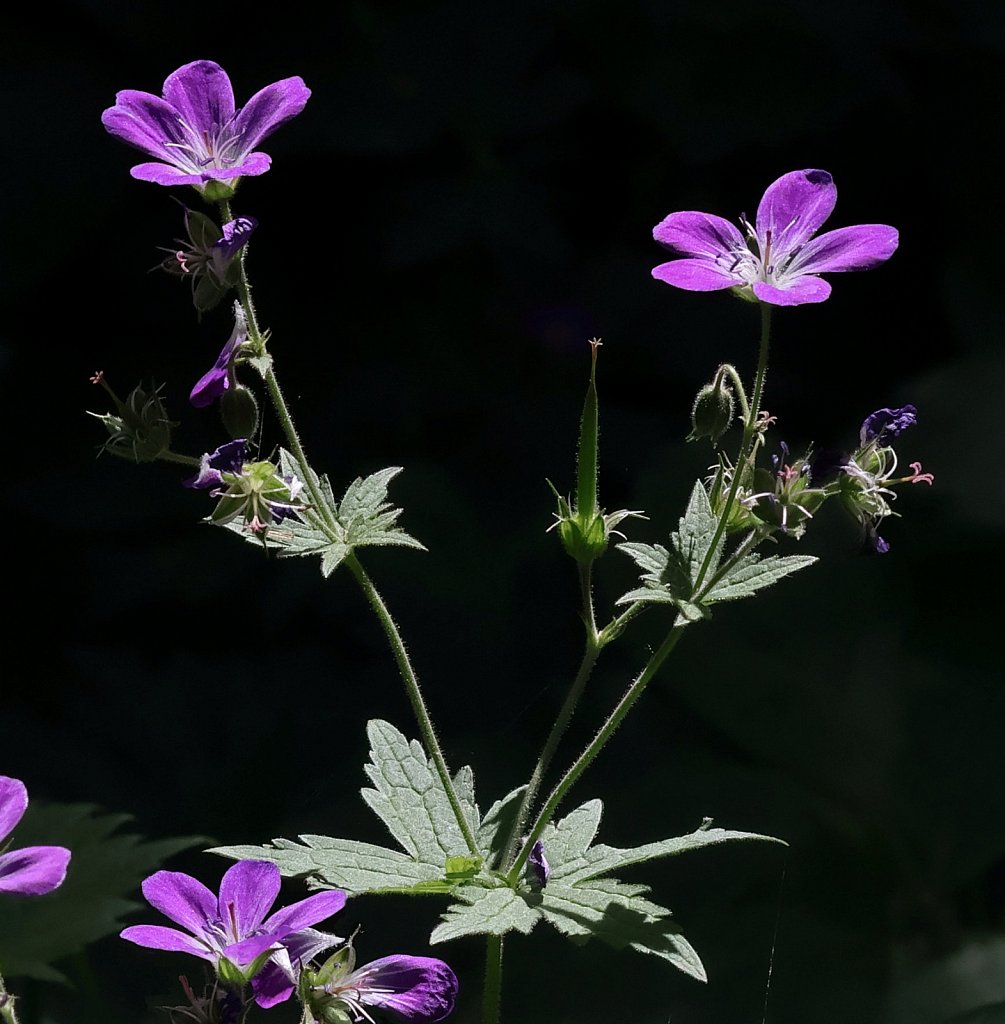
{"left": 688, "top": 369, "right": 735, "bottom": 444}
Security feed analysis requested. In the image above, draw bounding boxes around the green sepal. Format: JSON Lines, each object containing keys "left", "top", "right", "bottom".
{"left": 216, "top": 955, "right": 247, "bottom": 988}
{"left": 201, "top": 180, "right": 236, "bottom": 203}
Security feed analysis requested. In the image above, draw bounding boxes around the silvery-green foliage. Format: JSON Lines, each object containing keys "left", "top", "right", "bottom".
{"left": 226, "top": 452, "right": 424, "bottom": 575}
{"left": 211, "top": 721, "right": 781, "bottom": 979}
{"left": 617, "top": 479, "right": 816, "bottom": 621}
{"left": 0, "top": 803, "right": 202, "bottom": 981}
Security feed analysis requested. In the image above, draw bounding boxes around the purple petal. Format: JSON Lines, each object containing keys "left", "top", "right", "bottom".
{"left": 231, "top": 77, "right": 311, "bottom": 153}
{"left": 791, "top": 224, "right": 899, "bottom": 274}
{"left": 756, "top": 169, "right": 836, "bottom": 258}
{"left": 120, "top": 924, "right": 214, "bottom": 960}
{"left": 652, "top": 258, "right": 740, "bottom": 291}
{"left": 184, "top": 439, "right": 248, "bottom": 490}
{"left": 162, "top": 61, "right": 235, "bottom": 136}
{"left": 141, "top": 870, "right": 217, "bottom": 936}
{"left": 251, "top": 929, "right": 341, "bottom": 1009}
{"left": 101, "top": 91, "right": 187, "bottom": 163}
{"left": 0, "top": 846, "right": 70, "bottom": 895}
{"left": 129, "top": 162, "right": 214, "bottom": 187}
{"left": 252, "top": 948, "right": 298, "bottom": 1008}
{"left": 752, "top": 276, "right": 832, "bottom": 306}
{"left": 260, "top": 889, "right": 347, "bottom": 938}
{"left": 224, "top": 931, "right": 283, "bottom": 966}
{"left": 354, "top": 955, "right": 458, "bottom": 1023}
{"left": 652, "top": 211, "right": 745, "bottom": 258}
{"left": 218, "top": 860, "right": 280, "bottom": 937}
{"left": 0, "top": 776, "right": 28, "bottom": 843}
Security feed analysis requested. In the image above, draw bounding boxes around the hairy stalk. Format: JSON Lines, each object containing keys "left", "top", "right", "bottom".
{"left": 502, "top": 563, "right": 601, "bottom": 868}
{"left": 158, "top": 450, "right": 202, "bottom": 467}
{"left": 508, "top": 621, "right": 686, "bottom": 882}
{"left": 0, "top": 976, "right": 20, "bottom": 1024}
{"left": 220, "top": 201, "right": 478, "bottom": 856}
{"left": 482, "top": 936, "right": 504, "bottom": 1024}
{"left": 345, "top": 553, "right": 480, "bottom": 856}
{"left": 693, "top": 303, "right": 772, "bottom": 593}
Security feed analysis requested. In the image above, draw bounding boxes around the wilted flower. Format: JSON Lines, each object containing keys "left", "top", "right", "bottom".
{"left": 185, "top": 440, "right": 304, "bottom": 530}
{"left": 120, "top": 860, "right": 345, "bottom": 1007}
{"left": 102, "top": 60, "right": 310, "bottom": 190}
{"left": 0, "top": 776, "right": 71, "bottom": 896}
{"left": 163, "top": 209, "right": 257, "bottom": 313}
{"left": 527, "top": 840, "right": 550, "bottom": 886}
{"left": 836, "top": 405, "right": 933, "bottom": 553}
{"left": 739, "top": 442, "right": 826, "bottom": 538}
{"left": 859, "top": 404, "right": 917, "bottom": 446}
{"left": 304, "top": 944, "right": 458, "bottom": 1024}
{"left": 191, "top": 303, "right": 248, "bottom": 408}
{"left": 652, "top": 169, "right": 898, "bottom": 306}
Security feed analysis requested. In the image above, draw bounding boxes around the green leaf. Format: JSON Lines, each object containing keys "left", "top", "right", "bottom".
{"left": 476, "top": 786, "right": 526, "bottom": 868}
{"left": 551, "top": 820, "right": 786, "bottom": 885}
{"left": 539, "top": 879, "right": 706, "bottom": 980}
{"left": 221, "top": 456, "right": 424, "bottom": 577}
{"left": 429, "top": 886, "right": 541, "bottom": 943}
{"left": 361, "top": 720, "right": 479, "bottom": 864}
{"left": 0, "top": 803, "right": 202, "bottom": 981}
{"left": 702, "top": 552, "right": 817, "bottom": 603}
{"left": 210, "top": 720, "right": 487, "bottom": 897}
{"left": 616, "top": 481, "right": 720, "bottom": 620}
{"left": 207, "top": 836, "right": 444, "bottom": 895}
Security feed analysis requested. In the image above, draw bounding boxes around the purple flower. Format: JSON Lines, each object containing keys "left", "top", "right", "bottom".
{"left": 652, "top": 169, "right": 898, "bottom": 306}
{"left": 120, "top": 860, "right": 345, "bottom": 1007}
{"left": 527, "top": 840, "right": 550, "bottom": 886}
{"left": 102, "top": 60, "right": 310, "bottom": 188}
{"left": 312, "top": 951, "right": 458, "bottom": 1023}
{"left": 190, "top": 303, "right": 248, "bottom": 408}
{"left": 0, "top": 776, "right": 70, "bottom": 896}
{"left": 164, "top": 212, "right": 257, "bottom": 313}
{"left": 859, "top": 404, "right": 918, "bottom": 446}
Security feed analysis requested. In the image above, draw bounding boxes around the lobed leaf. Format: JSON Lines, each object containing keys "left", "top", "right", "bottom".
{"left": 429, "top": 886, "right": 541, "bottom": 943}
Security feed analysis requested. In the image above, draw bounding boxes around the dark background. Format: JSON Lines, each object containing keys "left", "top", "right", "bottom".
{"left": 4, "top": 1, "right": 1005, "bottom": 1022}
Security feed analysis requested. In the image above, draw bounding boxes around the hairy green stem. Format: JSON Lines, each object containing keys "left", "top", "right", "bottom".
{"left": 158, "top": 450, "right": 202, "bottom": 467}
{"left": 508, "top": 621, "right": 687, "bottom": 882}
{"left": 502, "top": 564, "right": 601, "bottom": 868}
{"left": 0, "top": 975, "right": 20, "bottom": 1024}
{"left": 347, "top": 552, "right": 480, "bottom": 857}
{"left": 482, "top": 936, "right": 504, "bottom": 1024}
{"left": 220, "top": 200, "right": 477, "bottom": 856}
{"left": 717, "top": 362, "right": 751, "bottom": 423}
{"left": 693, "top": 303, "right": 772, "bottom": 593}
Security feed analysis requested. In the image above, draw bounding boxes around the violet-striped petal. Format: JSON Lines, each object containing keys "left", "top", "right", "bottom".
{"left": 791, "top": 223, "right": 899, "bottom": 274}
{"left": 756, "top": 169, "right": 836, "bottom": 257}
{"left": 215, "top": 217, "right": 258, "bottom": 260}
{"left": 224, "top": 931, "right": 283, "bottom": 966}
{"left": 232, "top": 78, "right": 312, "bottom": 153}
{"left": 652, "top": 258, "right": 740, "bottom": 291}
{"left": 653, "top": 211, "right": 745, "bottom": 258}
{"left": 101, "top": 91, "right": 188, "bottom": 162}
{"left": 356, "top": 955, "right": 458, "bottom": 1023}
{"left": 260, "top": 888, "right": 347, "bottom": 937}
{"left": 129, "top": 163, "right": 212, "bottom": 187}
{"left": 162, "top": 60, "right": 235, "bottom": 135}
{"left": 0, "top": 776, "right": 28, "bottom": 842}
{"left": 752, "top": 276, "right": 832, "bottom": 306}
{"left": 0, "top": 846, "right": 70, "bottom": 895}
{"left": 218, "top": 860, "right": 281, "bottom": 936}
{"left": 141, "top": 870, "right": 217, "bottom": 936}
{"left": 120, "top": 924, "right": 214, "bottom": 959}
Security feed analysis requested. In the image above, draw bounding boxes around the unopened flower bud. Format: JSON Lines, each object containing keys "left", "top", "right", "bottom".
{"left": 558, "top": 510, "right": 608, "bottom": 564}
{"left": 220, "top": 385, "right": 259, "bottom": 439}
{"left": 688, "top": 378, "right": 734, "bottom": 444}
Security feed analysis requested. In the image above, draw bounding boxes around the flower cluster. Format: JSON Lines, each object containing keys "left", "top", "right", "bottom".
{"left": 0, "top": 776, "right": 70, "bottom": 896}
{"left": 122, "top": 860, "right": 458, "bottom": 1023}
{"left": 185, "top": 440, "right": 304, "bottom": 534}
